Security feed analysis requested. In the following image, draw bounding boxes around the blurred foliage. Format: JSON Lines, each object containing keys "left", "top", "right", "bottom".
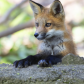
{"left": 72, "top": 26, "right": 84, "bottom": 43}
{"left": 0, "top": 0, "right": 12, "bottom": 15}
{"left": 0, "top": 28, "right": 37, "bottom": 64}
{"left": 0, "top": 0, "right": 36, "bottom": 64}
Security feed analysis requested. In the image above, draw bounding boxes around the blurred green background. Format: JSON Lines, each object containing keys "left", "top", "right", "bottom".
{"left": 0, "top": 0, "right": 84, "bottom": 64}
{"left": 0, "top": 0, "right": 37, "bottom": 64}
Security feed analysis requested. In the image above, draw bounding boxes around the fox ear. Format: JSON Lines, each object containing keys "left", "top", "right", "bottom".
{"left": 49, "top": 0, "right": 64, "bottom": 16}
{"left": 29, "top": 0, "right": 43, "bottom": 16}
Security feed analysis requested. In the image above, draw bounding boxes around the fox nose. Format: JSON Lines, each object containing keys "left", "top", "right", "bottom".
{"left": 34, "top": 33, "right": 39, "bottom": 37}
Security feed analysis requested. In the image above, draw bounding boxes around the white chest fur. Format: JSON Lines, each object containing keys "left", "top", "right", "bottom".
{"left": 38, "top": 29, "right": 68, "bottom": 55}
{"left": 38, "top": 37, "right": 67, "bottom": 55}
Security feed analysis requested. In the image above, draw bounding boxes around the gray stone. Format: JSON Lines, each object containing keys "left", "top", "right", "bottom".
{"left": 0, "top": 54, "right": 84, "bottom": 84}
{"left": 62, "top": 53, "right": 84, "bottom": 64}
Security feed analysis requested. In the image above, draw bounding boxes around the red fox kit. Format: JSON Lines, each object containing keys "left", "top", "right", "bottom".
{"left": 13, "top": 0, "right": 76, "bottom": 68}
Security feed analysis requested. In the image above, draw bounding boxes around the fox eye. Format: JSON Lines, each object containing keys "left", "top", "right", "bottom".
{"left": 36, "top": 23, "right": 39, "bottom": 27}
{"left": 45, "top": 23, "right": 51, "bottom": 27}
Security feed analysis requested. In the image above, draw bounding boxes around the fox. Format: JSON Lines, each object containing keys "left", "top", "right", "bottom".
{"left": 13, "top": 0, "right": 76, "bottom": 68}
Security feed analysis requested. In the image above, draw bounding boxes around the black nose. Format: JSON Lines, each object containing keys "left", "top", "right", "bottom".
{"left": 34, "top": 33, "right": 39, "bottom": 37}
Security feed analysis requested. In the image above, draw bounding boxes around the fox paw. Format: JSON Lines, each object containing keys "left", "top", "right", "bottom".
{"left": 38, "top": 60, "right": 52, "bottom": 67}
{"left": 13, "top": 60, "right": 32, "bottom": 68}
{"left": 13, "top": 56, "right": 36, "bottom": 68}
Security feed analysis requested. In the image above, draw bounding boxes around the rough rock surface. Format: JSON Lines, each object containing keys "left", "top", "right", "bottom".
{"left": 0, "top": 54, "right": 84, "bottom": 84}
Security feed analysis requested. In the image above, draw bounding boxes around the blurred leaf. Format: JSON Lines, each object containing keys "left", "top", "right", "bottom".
{"left": 0, "top": 0, "right": 12, "bottom": 15}
{"left": 72, "top": 26, "right": 84, "bottom": 43}
{"left": 10, "top": 12, "right": 32, "bottom": 26}
{"left": 0, "top": 55, "right": 20, "bottom": 64}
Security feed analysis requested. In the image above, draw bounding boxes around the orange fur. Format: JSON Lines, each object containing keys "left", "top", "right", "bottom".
{"left": 29, "top": 0, "right": 76, "bottom": 57}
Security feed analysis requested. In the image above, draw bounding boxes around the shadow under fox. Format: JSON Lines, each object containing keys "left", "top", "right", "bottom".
{"left": 13, "top": 0, "right": 76, "bottom": 68}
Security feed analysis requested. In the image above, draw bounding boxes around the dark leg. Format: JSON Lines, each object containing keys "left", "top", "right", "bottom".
{"left": 13, "top": 54, "right": 44, "bottom": 68}
{"left": 13, "top": 55, "right": 36, "bottom": 68}
{"left": 38, "top": 55, "right": 63, "bottom": 67}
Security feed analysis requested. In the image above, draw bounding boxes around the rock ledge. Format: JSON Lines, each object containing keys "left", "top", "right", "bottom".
{"left": 0, "top": 54, "right": 84, "bottom": 84}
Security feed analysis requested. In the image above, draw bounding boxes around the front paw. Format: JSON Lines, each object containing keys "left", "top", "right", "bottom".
{"left": 13, "top": 59, "right": 31, "bottom": 68}
{"left": 38, "top": 60, "right": 52, "bottom": 67}
{"left": 13, "top": 56, "right": 35, "bottom": 68}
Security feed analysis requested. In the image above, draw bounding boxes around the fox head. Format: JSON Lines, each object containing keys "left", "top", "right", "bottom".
{"left": 29, "top": 0, "right": 65, "bottom": 40}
